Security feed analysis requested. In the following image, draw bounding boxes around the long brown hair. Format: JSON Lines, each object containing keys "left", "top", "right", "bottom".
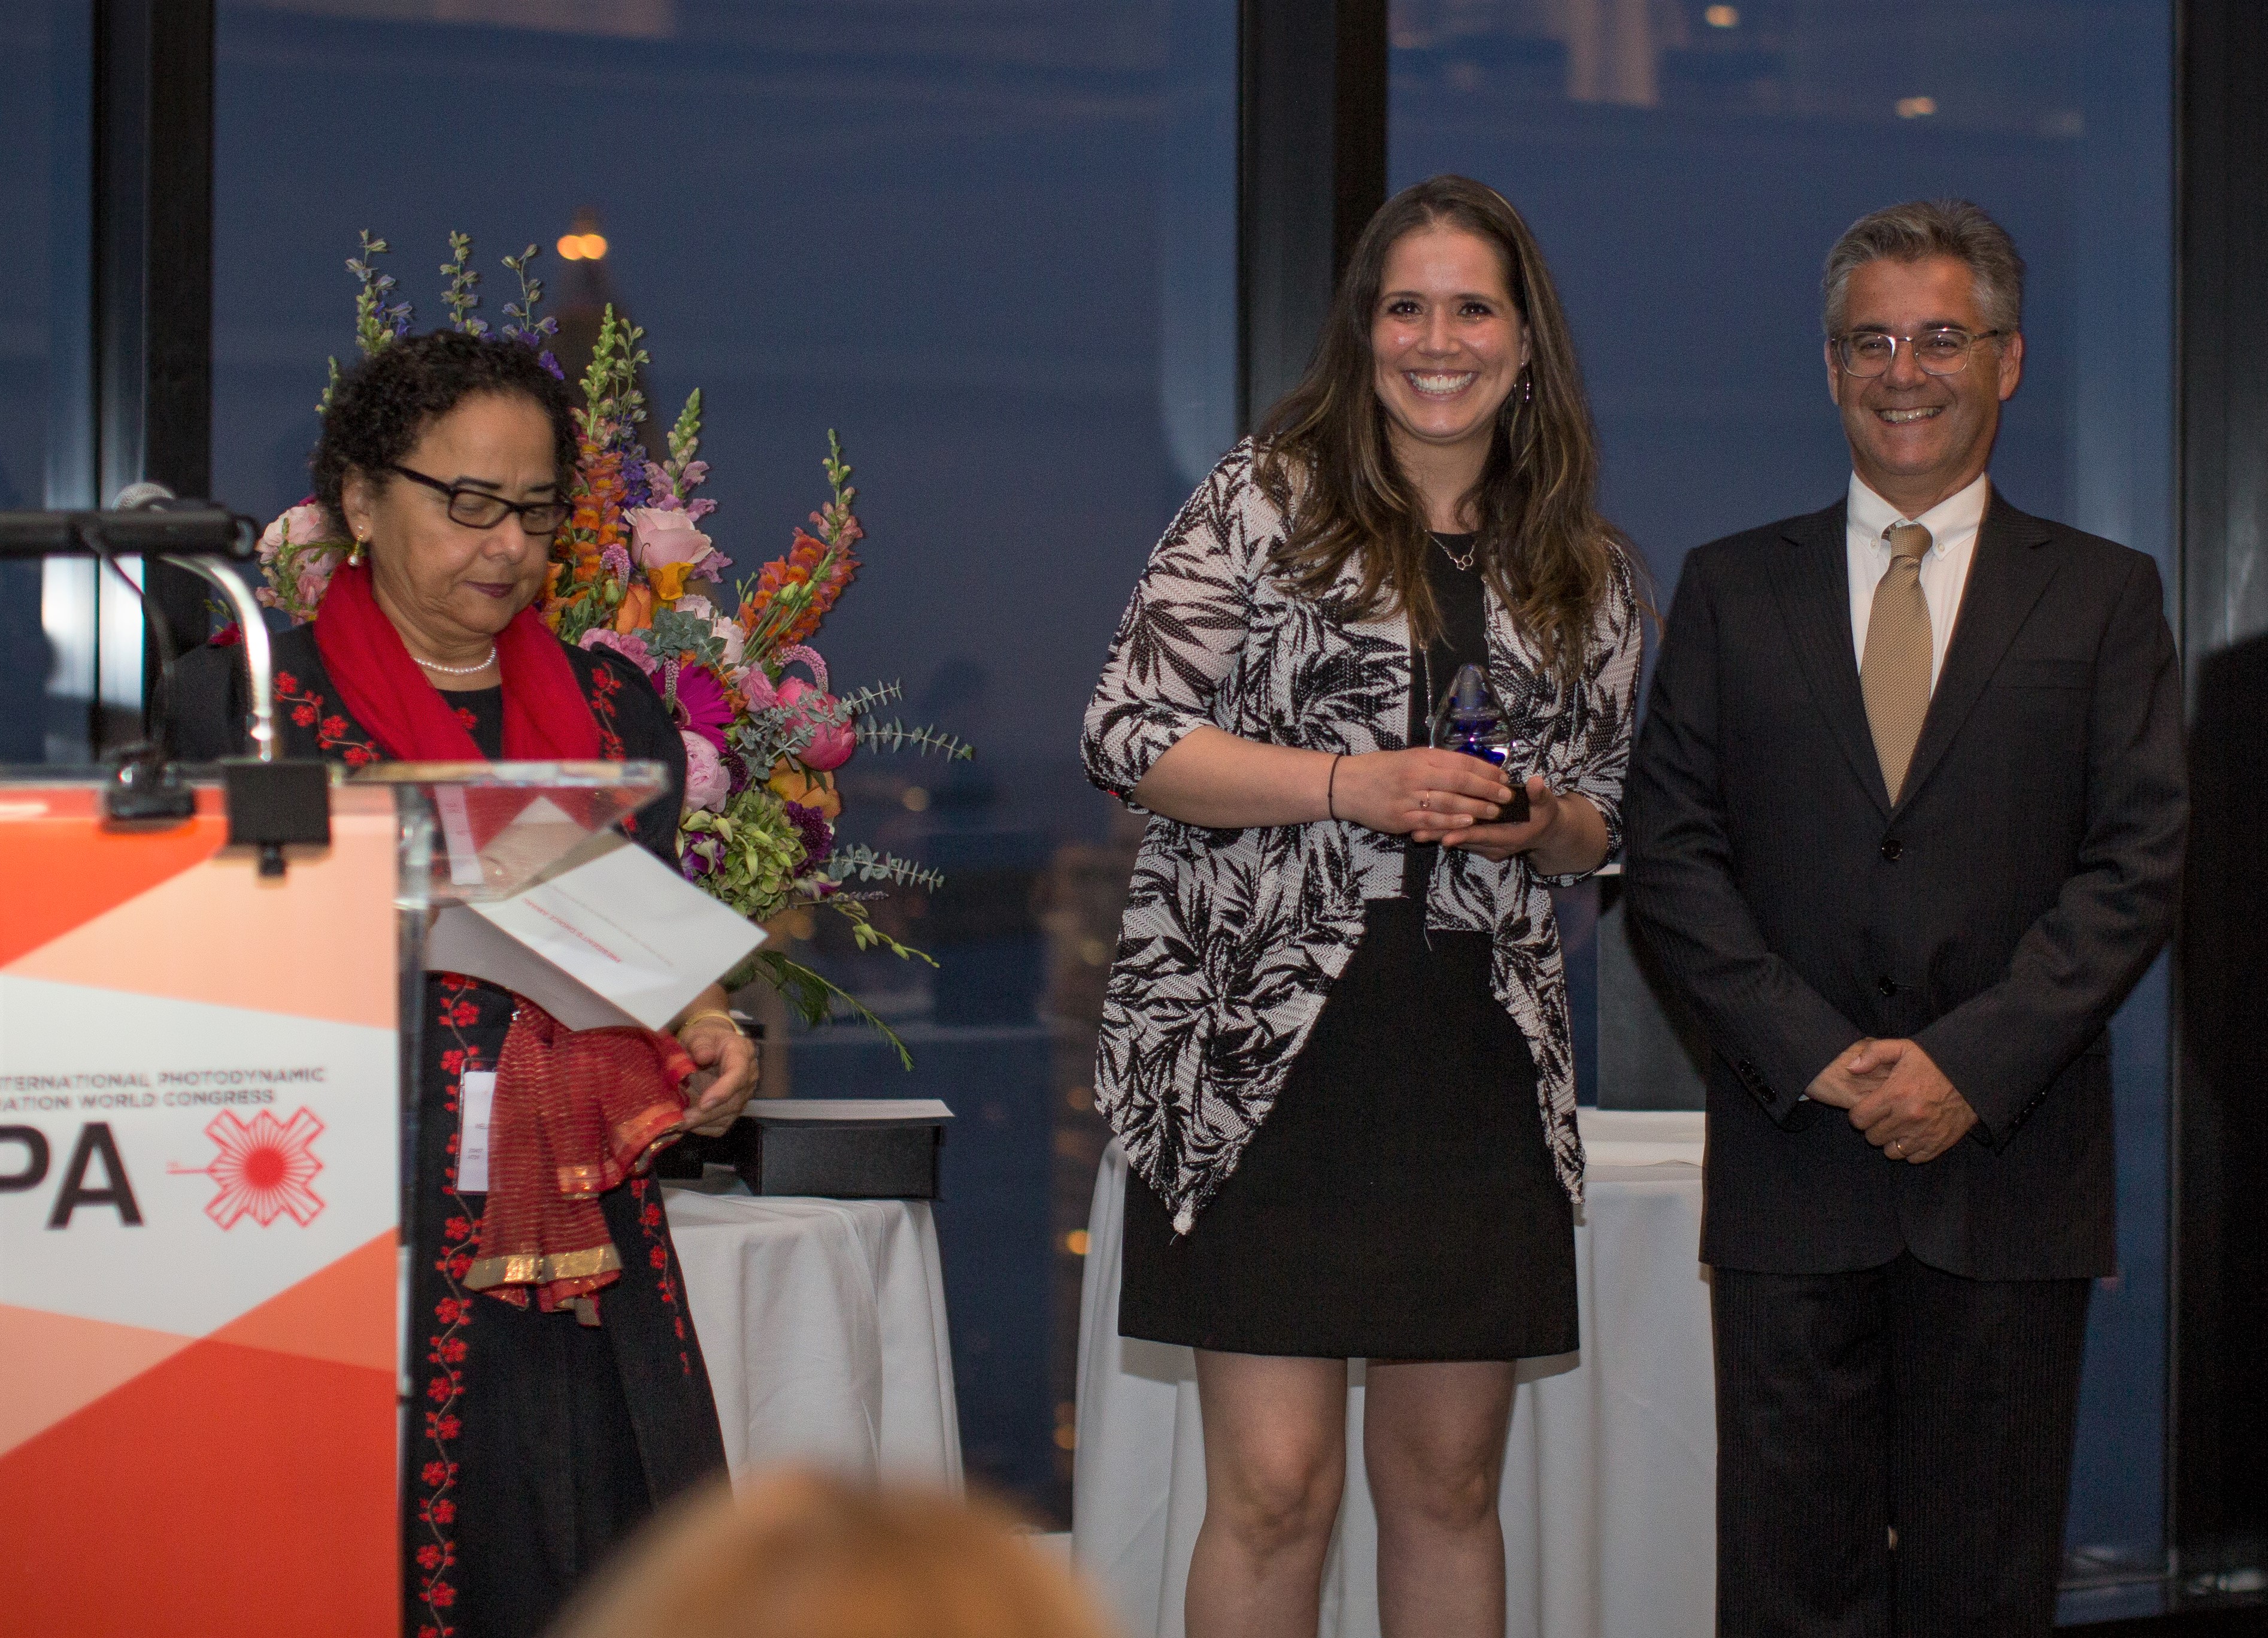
{"left": 1255, "top": 174, "right": 1629, "bottom": 679}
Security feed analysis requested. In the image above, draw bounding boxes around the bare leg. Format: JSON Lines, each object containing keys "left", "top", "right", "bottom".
{"left": 1185, "top": 1351, "right": 1349, "bottom": 1638}
{"left": 1364, "top": 1358, "right": 1518, "bottom": 1638}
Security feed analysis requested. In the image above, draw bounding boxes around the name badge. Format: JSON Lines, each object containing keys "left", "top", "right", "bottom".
{"left": 457, "top": 1070, "right": 497, "bottom": 1194}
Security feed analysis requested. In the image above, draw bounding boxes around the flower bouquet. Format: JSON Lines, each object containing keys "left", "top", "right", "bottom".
{"left": 253, "top": 233, "right": 972, "bottom": 1056}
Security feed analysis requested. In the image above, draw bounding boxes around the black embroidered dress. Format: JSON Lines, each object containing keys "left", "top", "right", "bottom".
{"left": 172, "top": 623, "right": 727, "bottom": 1638}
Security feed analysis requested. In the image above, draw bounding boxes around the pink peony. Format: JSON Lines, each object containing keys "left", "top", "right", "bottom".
{"left": 682, "top": 732, "right": 732, "bottom": 812}
{"left": 627, "top": 506, "right": 715, "bottom": 572}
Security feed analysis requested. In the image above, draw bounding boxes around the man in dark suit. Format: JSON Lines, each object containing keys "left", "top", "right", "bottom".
{"left": 1623, "top": 198, "right": 2186, "bottom": 1636}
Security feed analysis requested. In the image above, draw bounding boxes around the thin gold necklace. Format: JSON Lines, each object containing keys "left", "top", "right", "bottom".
{"left": 1436, "top": 535, "right": 1477, "bottom": 571}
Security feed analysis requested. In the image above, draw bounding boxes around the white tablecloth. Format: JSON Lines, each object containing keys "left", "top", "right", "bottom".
{"left": 1071, "top": 1111, "right": 1712, "bottom": 1638}
{"left": 665, "top": 1185, "right": 962, "bottom": 1489}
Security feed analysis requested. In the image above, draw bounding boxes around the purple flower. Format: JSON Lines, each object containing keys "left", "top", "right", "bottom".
{"left": 781, "top": 800, "right": 835, "bottom": 871}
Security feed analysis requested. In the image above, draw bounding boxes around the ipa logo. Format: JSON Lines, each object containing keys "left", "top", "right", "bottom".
{"left": 171, "top": 1108, "right": 328, "bottom": 1228}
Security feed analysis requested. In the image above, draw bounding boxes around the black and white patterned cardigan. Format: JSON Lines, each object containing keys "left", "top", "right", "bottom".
{"left": 1081, "top": 440, "right": 1643, "bottom": 1235}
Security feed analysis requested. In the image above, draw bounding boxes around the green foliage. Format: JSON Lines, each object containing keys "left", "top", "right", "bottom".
{"left": 854, "top": 719, "right": 975, "bottom": 760}
{"left": 439, "top": 232, "right": 487, "bottom": 335}
{"left": 578, "top": 305, "right": 649, "bottom": 440}
{"left": 647, "top": 607, "right": 727, "bottom": 670}
{"left": 827, "top": 844, "right": 947, "bottom": 893}
{"left": 733, "top": 950, "right": 915, "bottom": 1071}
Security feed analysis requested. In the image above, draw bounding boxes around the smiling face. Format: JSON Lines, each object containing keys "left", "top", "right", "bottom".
{"left": 1370, "top": 223, "right": 1531, "bottom": 492}
{"left": 1828, "top": 253, "right": 2023, "bottom": 516}
{"left": 341, "top": 390, "right": 560, "bottom": 658}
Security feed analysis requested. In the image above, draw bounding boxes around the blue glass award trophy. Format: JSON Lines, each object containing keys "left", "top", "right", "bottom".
{"left": 1430, "top": 663, "right": 1531, "bottom": 822}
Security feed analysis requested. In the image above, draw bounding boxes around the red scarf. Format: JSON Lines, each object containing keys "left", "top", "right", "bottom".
{"left": 311, "top": 558, "right": 600, "bottom": 762}
{"left": 315, "top": 562, "right": 687, "bottom": 1322}
{"left": 464, "top": 1004, "right": 694, "bottom": 1322}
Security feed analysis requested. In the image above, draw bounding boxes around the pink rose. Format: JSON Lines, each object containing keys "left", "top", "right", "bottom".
{"left": 711, "top": 618, "right": 746, "bottom": 668}
{"left": 627, "top": 507, "right": 715, "bottom": 572}
{"left": 682, "top": 732, "right": 732, "bottom": 812}
{"left": 258, "top": 500, "right": 333, "bottom": 561}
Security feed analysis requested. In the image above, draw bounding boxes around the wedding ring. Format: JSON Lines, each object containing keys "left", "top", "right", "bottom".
{"left": 1419, "top": 792, "right": 1431, "bottom": 810}
{"left": 1888, "top": 1139, "right": 1906, "bottom": 1158}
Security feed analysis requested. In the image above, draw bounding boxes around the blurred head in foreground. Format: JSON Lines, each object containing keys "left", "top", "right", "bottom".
{"left": 549, "top": 1470, "right": 1120, "bottom": 1638}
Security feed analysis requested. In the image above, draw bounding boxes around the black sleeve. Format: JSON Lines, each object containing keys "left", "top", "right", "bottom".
{"left": 1913, "top": 550, "right": 2188, "bottom": 1143}
{"left": 1621, "top": 548, "right": 1865, "bottom": 1125}
{"left": 583, "top": 645, "right": 687, "bottom": 866}
{"left": 166, "top": 641, "right": 251, "bottom": 761}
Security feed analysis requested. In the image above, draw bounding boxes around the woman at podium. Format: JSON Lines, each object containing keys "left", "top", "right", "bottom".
{"left": 174, "top": 330, "right": 759, "bottom": 1638}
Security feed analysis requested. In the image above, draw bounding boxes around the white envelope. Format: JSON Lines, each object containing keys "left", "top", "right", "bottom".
{"left": 424, "top": 833, "right": 765, "bottom": 1031}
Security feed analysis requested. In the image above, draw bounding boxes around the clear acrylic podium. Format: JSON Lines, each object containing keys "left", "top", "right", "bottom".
{"left": 0, "top": 759, "right": 668, "bottom": 1637}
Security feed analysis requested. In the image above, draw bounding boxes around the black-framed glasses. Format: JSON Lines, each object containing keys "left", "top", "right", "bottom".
{"left": 1832, "top": 326, "right": 2009, "bottom": 379}
{"left": 387, "top": 464, "right": 570, "bottom": 534}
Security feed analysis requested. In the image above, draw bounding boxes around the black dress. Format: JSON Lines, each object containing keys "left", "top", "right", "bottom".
{"left": 171, "top": 623, "right": 727, "bottom": 1638}
{"left": 1119, "top": 536, "right": 1579, "bottom": 1360}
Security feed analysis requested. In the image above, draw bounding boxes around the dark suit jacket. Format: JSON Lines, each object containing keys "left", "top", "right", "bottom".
{"left": 1623, "top": 491, "right": 2186, "bottom": 1279}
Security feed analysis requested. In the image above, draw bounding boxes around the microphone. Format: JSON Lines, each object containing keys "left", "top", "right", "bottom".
{"left": 113, "top": 480, "right": 179, "bottom": 510}
{"left": 84, "top": 482, "right": 195, "bottom": 824}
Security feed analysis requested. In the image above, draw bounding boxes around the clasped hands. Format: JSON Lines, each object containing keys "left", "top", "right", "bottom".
{"left": 1332, "top": 747, "right": 1569, "bottom": 864}
{"left": 1806, "top": 1037, "right": 1978, "bottom": 1164}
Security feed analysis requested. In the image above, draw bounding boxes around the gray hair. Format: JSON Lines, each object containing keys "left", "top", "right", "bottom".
{"left": 1821, "top": 199, "right": 2025, "bottom": 336}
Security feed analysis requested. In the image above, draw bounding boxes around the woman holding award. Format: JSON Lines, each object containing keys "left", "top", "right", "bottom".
{"left": 1081, "top": 175, "right": 1641, "bottom": 1637}
{"left": 174, "top": 330, "right": 758, "bottom": 1638}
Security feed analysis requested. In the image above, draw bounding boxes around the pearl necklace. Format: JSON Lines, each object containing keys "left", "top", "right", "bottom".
{"left": 413, "top": 646, "right": 498, "bottom": 676}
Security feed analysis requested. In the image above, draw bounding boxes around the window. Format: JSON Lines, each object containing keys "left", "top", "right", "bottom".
{"left": 0, "top": 0, "right": 94, "bottom": 761}
{"left": 1390, "top": 0, "right": 2175, "bottom": 1610}
{"left": 213, "top": 0, "right": 1236, "bottom": 1522}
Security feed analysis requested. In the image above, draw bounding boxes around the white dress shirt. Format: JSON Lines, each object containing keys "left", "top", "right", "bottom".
{"left": 1845, "top": 471, "right": 1989, "bottom": 691}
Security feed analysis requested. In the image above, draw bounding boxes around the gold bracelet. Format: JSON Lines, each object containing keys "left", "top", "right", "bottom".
{"left": 679, "top": 1009, "right": 745, "bottom": 1038}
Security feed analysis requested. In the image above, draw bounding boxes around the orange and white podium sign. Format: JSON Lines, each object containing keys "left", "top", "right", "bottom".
{"left": 0, "top": 782, "right": 400, "bottom": 1636}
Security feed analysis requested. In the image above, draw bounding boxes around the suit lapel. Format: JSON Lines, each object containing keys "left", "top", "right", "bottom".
{"left": 1770, "top": 502, "right": 1892, "bottom": 816}
{"left": 1893, "top": 492, "right": 2059, "bottom": 812}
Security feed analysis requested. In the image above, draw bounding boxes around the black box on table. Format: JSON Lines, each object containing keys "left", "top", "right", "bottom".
{"left": 654, "top": 1098, "right": 952, "bottom": 1200}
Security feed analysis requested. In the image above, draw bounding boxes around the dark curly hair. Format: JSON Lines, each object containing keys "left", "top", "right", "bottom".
{"left": 310, "top": 329, "right": 577, "bottom": 536}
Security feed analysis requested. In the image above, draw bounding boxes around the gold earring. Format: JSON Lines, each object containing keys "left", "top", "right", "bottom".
{"left": 349, "top": 535, "right": 367, "bottom": 565}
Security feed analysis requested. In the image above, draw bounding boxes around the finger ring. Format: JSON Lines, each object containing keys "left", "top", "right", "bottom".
{"left": 1419, "top": 792, "right": 1430, "bottom": 810}
{"left": 1888, "top": 1139, "right": 1905, "bottom": 1157}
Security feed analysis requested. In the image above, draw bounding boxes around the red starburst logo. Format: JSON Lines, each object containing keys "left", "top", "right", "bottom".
{"left": 171, "top": 1108, "right": 328, "bottom": 1228}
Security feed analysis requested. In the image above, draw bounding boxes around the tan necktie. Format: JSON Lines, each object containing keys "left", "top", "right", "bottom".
{"left": 1860, "top": 522, "right": 1933, "bottom": 803}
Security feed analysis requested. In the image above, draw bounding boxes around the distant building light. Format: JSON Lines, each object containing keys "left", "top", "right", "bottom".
{"left": 1703, "top": 4, "right": 1738, "bottom": 25}
{"left": 556, "top": 232, "right": 610, "bottom": 261}
{"left": 1896, "top": 96, "right": 1938, "bottom": 119}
